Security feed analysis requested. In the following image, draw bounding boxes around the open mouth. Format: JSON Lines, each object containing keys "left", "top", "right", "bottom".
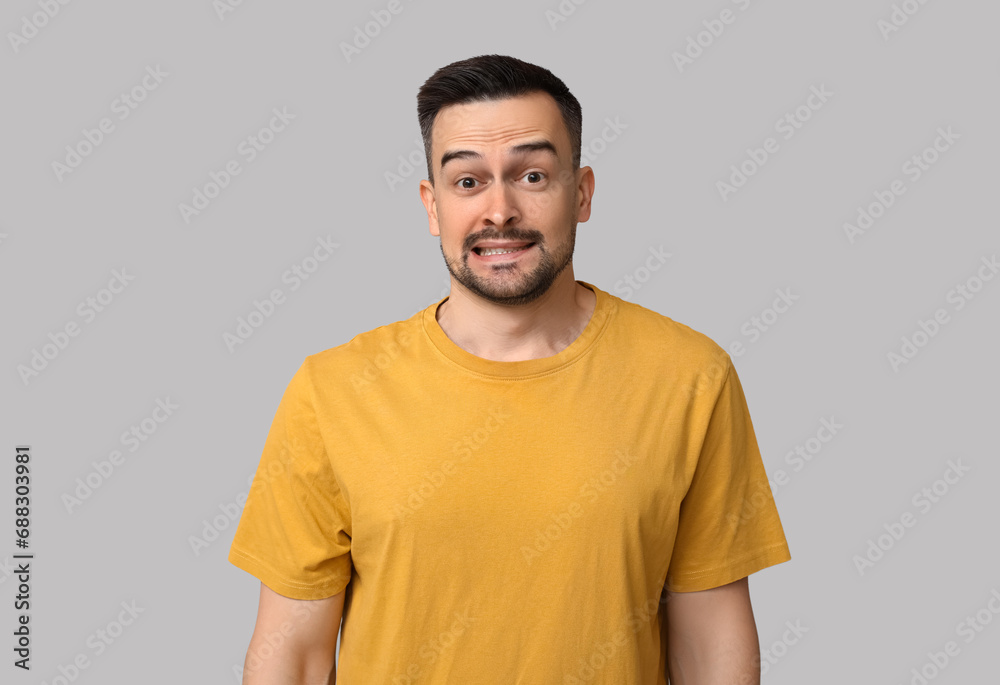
{"left": 472, "top": 242, "right": 536, "bottom": 257}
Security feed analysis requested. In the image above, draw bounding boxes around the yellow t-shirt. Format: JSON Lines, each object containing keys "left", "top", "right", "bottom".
{"left": 228, "top": 280, "right": 791, "bottom": 684}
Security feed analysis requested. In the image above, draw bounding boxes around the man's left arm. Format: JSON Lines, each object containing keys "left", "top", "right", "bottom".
{"left": 663, "top": 576, "right": 760, "bottom": 685}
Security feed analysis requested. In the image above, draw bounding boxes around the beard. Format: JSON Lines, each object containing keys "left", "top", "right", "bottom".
{"left": 440, "top": 223, "right": 577, "bottom": 307}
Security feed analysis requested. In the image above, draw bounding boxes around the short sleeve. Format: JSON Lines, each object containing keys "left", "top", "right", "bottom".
{"left": 665, "top": 356, "right": 791, "bottom": 592}
{"left": 228, "top": 358, "right": 353, "bottom": 599}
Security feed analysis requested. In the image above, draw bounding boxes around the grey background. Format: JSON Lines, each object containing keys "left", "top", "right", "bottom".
{"left": 2, "top": 0, "right": 998, "bottom": 682}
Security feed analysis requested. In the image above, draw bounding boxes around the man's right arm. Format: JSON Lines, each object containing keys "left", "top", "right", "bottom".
{"left": 242, "top": 582, "right": 347, "bottom": 685}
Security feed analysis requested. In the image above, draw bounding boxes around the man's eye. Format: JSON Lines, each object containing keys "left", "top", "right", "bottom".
{"left": 524, "top": 172, "right": 544, "bottom": 183}
{"left": 458, "top": 178, "right": 478, "bottom": 189}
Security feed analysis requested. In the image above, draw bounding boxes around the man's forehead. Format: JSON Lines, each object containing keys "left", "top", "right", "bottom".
{"left": 432, "top": 93, "right": 566, "bottom": 155}
{"left": 433, "top": 93, "right": 569, "bottom": 166}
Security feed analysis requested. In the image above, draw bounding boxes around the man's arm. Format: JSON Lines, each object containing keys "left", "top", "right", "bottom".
{"left": 663, "top": 576, "right": 761, "bottom": 685}
{"left": 242, "top": 582, "right": 346, "bottom": 685}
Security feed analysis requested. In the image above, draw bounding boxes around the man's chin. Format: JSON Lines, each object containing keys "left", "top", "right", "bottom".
{"left": 460, "top": 276, "right": 555, "bottom": 306}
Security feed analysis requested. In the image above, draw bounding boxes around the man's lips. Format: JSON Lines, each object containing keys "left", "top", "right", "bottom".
{"left": 472, "top": 241, "right": 535, "bottom": 254}
{"left": 471, "top": 242, "right": 537, "bottom": 260}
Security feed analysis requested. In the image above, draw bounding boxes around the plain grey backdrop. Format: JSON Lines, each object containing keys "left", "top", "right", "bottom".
{"left": 2, "top": 0, "right": 998, "bottom": 682}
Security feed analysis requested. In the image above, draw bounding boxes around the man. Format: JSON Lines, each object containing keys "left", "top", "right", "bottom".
{"left": 229, "top": 54, "right": 791, "bottom": 684}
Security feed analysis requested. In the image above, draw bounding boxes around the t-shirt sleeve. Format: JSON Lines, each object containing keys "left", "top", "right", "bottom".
{"left": 227, "top": 357, "right": 353, "bottom": 600}
{"left": 665, "top": 355, "right": 791, "bottom": 592}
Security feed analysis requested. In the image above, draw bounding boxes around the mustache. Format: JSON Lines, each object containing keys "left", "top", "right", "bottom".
{"left": 464, "top": 229, "right": 544, "bottom": 251}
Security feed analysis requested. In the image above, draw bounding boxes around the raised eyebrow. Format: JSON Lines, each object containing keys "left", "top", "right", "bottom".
{"left": 439, "top": 140, "right": 559, "bottom": 172}
{"left": 508, "top": 140, "right": 558, "bottom": 159}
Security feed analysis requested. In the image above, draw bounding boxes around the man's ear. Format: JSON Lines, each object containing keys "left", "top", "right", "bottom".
{"left": 419, "top": 179, "right": 440, "bottom": 237}
{"left": 575, "top": 166, "right": 595, "bottom": 224}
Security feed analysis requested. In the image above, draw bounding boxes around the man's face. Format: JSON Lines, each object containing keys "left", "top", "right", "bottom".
{"left": 419, "top": 91, "right": 593, "bottom": 306}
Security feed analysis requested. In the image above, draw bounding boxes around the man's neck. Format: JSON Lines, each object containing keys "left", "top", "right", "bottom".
{"left": 435, "top": 275, "right": 597, "bottom": 362}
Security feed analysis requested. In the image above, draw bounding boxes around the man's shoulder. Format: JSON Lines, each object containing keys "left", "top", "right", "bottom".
{"left": 303, "top": 302, "right": 430, "bottom": 376}
{"left": 607, "top": 291, "right": 730, "bottom": 368}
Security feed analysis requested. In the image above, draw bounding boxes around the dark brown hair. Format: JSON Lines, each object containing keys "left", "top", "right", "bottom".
{"left": 417, "top": 54, "right": 583, "bottom": 185}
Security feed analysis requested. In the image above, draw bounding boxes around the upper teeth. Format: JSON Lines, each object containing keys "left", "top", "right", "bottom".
{"left": 480, "top": 246, "right": 527, "bottom": 256}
